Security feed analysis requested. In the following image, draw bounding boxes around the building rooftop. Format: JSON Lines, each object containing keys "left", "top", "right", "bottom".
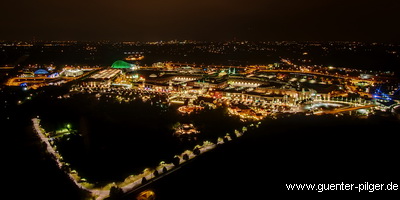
{"left": 34, "top": 69, "right": 49, "bottom": 75}
{"left": 111, "top": 60, "right": 132, "bottom": 69}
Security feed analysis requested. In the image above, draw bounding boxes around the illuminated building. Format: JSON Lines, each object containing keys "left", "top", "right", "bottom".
{"left": 111, "top": 60, "right": 136, "bottom": 69}
{"left": 34, "top": 69, "right": 49, "bottom": 77}
{"left": 90, "top": 69, "right": 121, "bottom": 79}
{"left": 125, "top": 54, "right": 144, "bottom": 61}
{"left": 227, "top": 78, "right": 264, "bottom": 87}
{"left": 83, "top": 69, "right": 121, "bottom": 87}
{"left": 172, "top": 75, "right": 201, "bottom": 82}
{"left": 64, "top": 69, "right": 83, "bottom": 77}
{"left": 191, "top": 78, "right": 228, "bottom": 89}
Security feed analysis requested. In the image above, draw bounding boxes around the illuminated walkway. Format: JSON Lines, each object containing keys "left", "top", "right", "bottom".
{"left": 31, "top": 118, "right": 217, "bottom": 200}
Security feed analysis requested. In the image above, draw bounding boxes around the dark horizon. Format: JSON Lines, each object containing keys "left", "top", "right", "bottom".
{"left": 2, "top": 39, "right": 400, "bottom": 44}
{"left": 1, "top": 0, "right": 399, "bottom": 43}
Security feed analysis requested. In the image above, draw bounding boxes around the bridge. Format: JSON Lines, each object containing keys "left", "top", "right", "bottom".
{"left": 314, "top": 104, "right": 375, "bottom": 115}
{"left": 258, "top": 69, "right": 348, "bottom": 79}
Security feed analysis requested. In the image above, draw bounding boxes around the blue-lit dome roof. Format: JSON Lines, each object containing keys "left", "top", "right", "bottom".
{"left": 34, "top": 69, "right": 49, "bottom": 75}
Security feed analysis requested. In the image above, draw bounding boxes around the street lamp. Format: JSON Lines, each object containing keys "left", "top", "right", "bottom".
{"left": 66, "top": 123, "right": 71, "bottom": 131}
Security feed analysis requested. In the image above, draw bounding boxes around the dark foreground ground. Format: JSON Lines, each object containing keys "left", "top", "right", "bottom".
{"left": 3, "top": 114, "right": 400, "bottom": 200}
{"left": 131, "top": 115, "right": 400, "bottom": 199}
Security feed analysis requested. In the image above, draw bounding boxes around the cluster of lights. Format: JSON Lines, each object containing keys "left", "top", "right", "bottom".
{"left": 90, "top": 69, "right": 121, "bottom": 79}
{"left": 177, "top": 105, "right": 204, "bottom": 114}
{"left": 173, "top": 77, "right": 198, "bottom": 82}
{"left": 227, "top": 107, "right": 265, "bottom": 121}
{"left": 173, "top": 124, "right": 200, "bottom": 136}
{"left": 229, "top": 81, "right": 261, "bottom": 87}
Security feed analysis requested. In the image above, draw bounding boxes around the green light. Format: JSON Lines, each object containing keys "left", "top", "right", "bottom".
{"left": 111, "top": 60, "right": 132, "bottom": 69}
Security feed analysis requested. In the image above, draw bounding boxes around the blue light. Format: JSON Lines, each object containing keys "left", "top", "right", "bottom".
{"left": 47, "top": 72, "right": 59, "bottom": 78}
{"left": 34, "top": 69, "right": 49, "bottom": 75}
{"left": 373, "top": 85, "right": 393, "bottom": 101}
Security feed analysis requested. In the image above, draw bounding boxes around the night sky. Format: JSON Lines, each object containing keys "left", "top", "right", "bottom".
{"left": 1, "top": 0, "right": 399, "bottom": 42}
